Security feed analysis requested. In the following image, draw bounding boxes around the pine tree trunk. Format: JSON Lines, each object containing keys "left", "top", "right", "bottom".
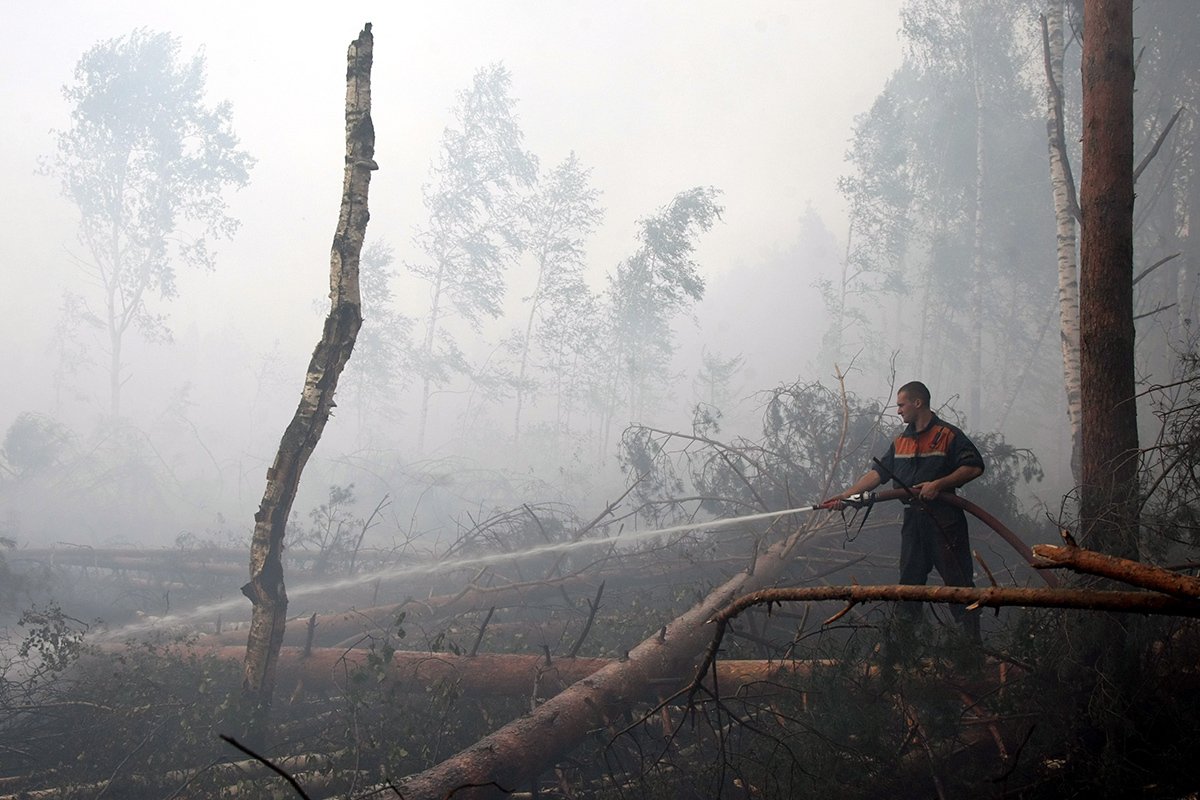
{"left": 1079, "top": 0, "right": 1138, "bottom": 558}
{"left": 1043, "top": 1, "right": 1084, "bottom": 484}
{"left": 241, "top": 23, "right": 375, "bottom": 742}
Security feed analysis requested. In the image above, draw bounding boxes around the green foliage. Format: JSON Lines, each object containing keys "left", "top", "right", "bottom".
{"left": 604, "top": 186, "right": 723, "bottom": 424}
{"left": 342, "top": 240, "right": 416, "bottom": 441}
{"left": 411, "top": 62, "right": 537, "bottom": 333}
{"left": 1, "top": 413, "right": 73, "bottom": 477}
{"left": 410, "top": 63, "right": 538, "bottom": 449}
{"left": 621, "top": 380, "right": 891, "bottom": 522}
{"left": 692, "top": 348, "right": 745, "bottom": 418}
{"left": 10, "top": 603, "right": 90, "bottom": 685}
{"left": 47, "top": 28, "right": 253, "bottom": 415}
{"left": 292, "top": 483, "right": 364, "bottom": 575}
{"left": 512, "top": 152, "right": 605, "bottom": 440}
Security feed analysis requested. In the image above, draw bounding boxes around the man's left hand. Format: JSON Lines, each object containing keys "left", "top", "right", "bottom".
{"left": 914, "top": 481, "right": 940, "bottom": 501}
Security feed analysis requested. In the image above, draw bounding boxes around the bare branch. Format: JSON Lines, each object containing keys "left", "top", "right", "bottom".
{"left": 219, "top": 734, "right": 313, "bottom": 800}
{"left": 1032, "top": 542, "right": 1200, "bottom": 598}
{"left": 1132, "top": 252, "right": 1180, "bottom": 287}
{"left": 1133, "top": 106, "right": 1184, "bottom": 183}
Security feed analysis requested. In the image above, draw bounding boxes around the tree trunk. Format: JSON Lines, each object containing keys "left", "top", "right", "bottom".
{"left": 513, "top": 253, "right": 547, "bottom": 446}
{"left": 188, "top": 646, "right": 829, "bottom": 701}
{"left": 969, "top": 28, "right": 986, "bottom": 428}
{"left": 1079, "top": 0, "right": 1138, "bottom": 558}
{"left": 417, "top": 273, "right": 444, "bottom": 454}
{"left": 1042, "top": 2, "right": 1084, "bottom": 484}
{"left": 241, "top": 23, "right": 375, "bottom": 740}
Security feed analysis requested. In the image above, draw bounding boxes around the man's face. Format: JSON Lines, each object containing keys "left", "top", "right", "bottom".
{"left": 896, "top": 391, "right": 920, "bottom": 425}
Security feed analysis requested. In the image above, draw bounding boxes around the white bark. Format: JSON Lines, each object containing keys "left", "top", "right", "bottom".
{"left": 242, "top": 23, "right": 375, "bottom": 738}
{"left": 1043, "top": 2, "right": 1083, "bottom": 482}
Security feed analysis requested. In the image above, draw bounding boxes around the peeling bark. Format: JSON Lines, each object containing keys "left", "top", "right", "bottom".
{"left": 242, "top": 23, "right": 375, "bottom": 735}
{"left": 1042, "top": 3, "right": 1084, "bottom": 483}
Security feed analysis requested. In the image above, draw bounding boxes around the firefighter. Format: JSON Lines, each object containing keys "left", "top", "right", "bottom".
{"left": 822, "top": 381, "right": 985, "bottom": 638}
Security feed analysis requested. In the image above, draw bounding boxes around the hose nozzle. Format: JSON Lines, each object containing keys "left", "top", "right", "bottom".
{"left": 842, "top": 491, "right": 876, "bottom": 509}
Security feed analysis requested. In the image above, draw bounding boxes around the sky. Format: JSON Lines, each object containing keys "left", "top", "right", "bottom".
{"left": 2, "top": 1, "right": 904, "bottom": 381}
{"left": 0, "top": 2, "right": 911, "bottom": 544}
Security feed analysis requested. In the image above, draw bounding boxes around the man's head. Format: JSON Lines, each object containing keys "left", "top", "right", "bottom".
{"left": 896, "top": 381, "right": 932, "bottom": 426}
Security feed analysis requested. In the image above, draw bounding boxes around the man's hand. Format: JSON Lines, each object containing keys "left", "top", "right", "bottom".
{"left": 818, "top": 497, "right": 845, "bottom": 511}
{"left": 914, "top": 481, "right": 941, "bottom": 501}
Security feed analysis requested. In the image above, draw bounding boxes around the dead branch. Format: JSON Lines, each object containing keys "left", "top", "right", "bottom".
{"left": 468, "top": 607, "right": 495, "bottom": 658}
{"left": 1133, "top": 105, "right": 1185, "bottom": 183}
{"left": 348, "top": 493, "right": 390, "bottom": 575}
{"left": 1132, "top": 251, "right": 1181, "bottom": 287}
{"left": 219, "top": 735, "right": 313, "bottom": 800}
{"left": 565, "top": 581, "right": 604, "bottom": 658}
{"left": 1032, "top": 540, "right": 1200, "bottom": 598}
{"left": 690, "top": 583, "right": 1200, "bottom": 694}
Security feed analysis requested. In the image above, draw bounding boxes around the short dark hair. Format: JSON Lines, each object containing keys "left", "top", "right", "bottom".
{"left": 898, "top": 381, "right": 931, "bottom": 405}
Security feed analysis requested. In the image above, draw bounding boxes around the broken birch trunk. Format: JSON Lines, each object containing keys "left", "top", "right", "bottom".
{"left": 242, "top": 23, "right": 376, "bottom": 736}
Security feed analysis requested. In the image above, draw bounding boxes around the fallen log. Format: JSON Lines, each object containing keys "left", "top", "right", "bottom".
{"left": 142, "top": 645, "right": 834, "bottom": 700}
{"left": 390, "top": 521, "right": 823, "bottom": 800}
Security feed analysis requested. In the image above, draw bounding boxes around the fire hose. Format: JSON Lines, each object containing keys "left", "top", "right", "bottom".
{"left": 810, "top": 487, "right": 1059, "bottom": 588}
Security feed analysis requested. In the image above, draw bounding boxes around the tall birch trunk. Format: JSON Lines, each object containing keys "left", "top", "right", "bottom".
{"left": 241, "top": 23, "right": 375, "bottom": 739}
{"left": 969, "top": 31, "right": 987, "bottom": 427}
{"left": 1079, "top": 0, "right": 1138, "bottom": 559}
{"left": 1043, "top": 2, "right": 1084, "bottom": 484}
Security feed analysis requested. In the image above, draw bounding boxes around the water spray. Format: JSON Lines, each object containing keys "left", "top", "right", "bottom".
{"left": 99, "top": 503, "right": 831, "bottom": 639}
{"left": 98, "top": 488, "right": 1050, "bottom": 640}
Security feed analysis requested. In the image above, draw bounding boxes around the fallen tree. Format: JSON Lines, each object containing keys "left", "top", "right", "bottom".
{"left": 147, "top": 646, "right": 838, "bottom": 700}
{"left": 390, "top": 522, "right": 1194, "bottom": 799}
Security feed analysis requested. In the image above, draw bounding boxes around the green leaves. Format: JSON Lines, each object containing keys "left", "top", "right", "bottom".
{"left": 49, "top": 28, "right": 254, "bottom": 415}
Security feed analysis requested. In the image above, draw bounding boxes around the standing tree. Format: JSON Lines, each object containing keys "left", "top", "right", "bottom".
{"left": 692, "top": 347, "right": 745, "bottom": 419}
{"left": 409, "top": 63, "right": 538, "bottom": 453}
{"left": 340, "top": 239, "right": 414, "bottom": 446}
{"left": 600, "top": 187, "right": 723, "bottom": 449}
{"left": 512, "top": 152, "right": 603, "bottom": 445}
{"left": 241, "top": 23, "right": 376, "bottom": 740}
{"left": 1079, "top": 0, "right": 1138, "bottom": 559}
{"left": 1041, "top": 1, "right": 1085, "bottom": 484}
{"left": 47, "top": 29, "right": 253, "bottom": 417}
